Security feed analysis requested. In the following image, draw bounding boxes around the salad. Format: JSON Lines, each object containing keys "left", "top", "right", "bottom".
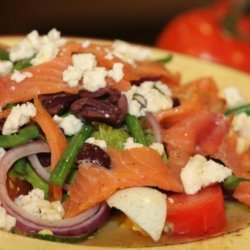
{"left": 0, "top": 29, "right": 249, "bottom": 246}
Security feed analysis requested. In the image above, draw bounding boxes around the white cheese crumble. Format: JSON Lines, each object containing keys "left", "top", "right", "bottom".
{"left": 10, "top": 70, "right": 33, "bottom": 83}
{"left": 2, "top": 102, "right": 37, "bottom": 135}
{"left": 112, "top": 40, "right": 154, "bottom": 64}
{"left": 85, "top": 137, "right": 107, "bottom": 149}
{"left": 53, "top": 114, "right": 83, "bottom": 136}
{"left": 15, "top": 189, "right": 64, "bottom": 221}
{"left": 63, "top": 53, "right": 97, "bottom": 87}
{"left": 0, "top": 206, "right": 16, "bottom": 232}
{"left": 232, "top": 113, "right": 250, "bottom": 154}
{"left": 123, "top": 138, "right": 165, "bottom": 155}
{"left": 83, "top": 67, "right": 107, "bottom": 92}
{"left": 108, "top": 63, "right": 124, "bottom": 82}
{"left": 82, "top": 40, "right": 91, "bottom": 48}
{"left": 0, "top": 148, "right": 6, "bottom": 160}
{"left": 124, "top": 137, "right": 144, "bottom": 150}
{"left": 124, "top": 81, "right": 173, "bottom": 117}
{"left": 180, "top": 154, "right": 232, "bottom": 195}
{"left": 9, "top": 29, "right": 66, "bottom": 65}
{"left": 223, "top": 86, "right": 245, "bottom": 109}
{"left": 0, "top": 61, "right": 13, "bottom": 76}
{"left": 150, "top": 142, "right": 165, "bottom": 155}
{"left": 62, "top": 66, "right": 83, "bottom": 87}
{"left": 63, "top": 51, "right": 124, "bottom": 90}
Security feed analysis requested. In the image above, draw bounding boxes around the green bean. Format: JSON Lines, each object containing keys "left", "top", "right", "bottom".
{"left": 0, "top": 125, "right": 40, "bottom": 148}
{"left": 125, "top": 114, "right": 147, "bottom": 146}
{"left": 155, "top": 54, "right": 173, "bottom": 64}
{"left": 13, "top": 56, "right": 33, "bottom": 71}
{"left": 49, "top": 124, "right": 93, "bottom": 186}
{"left": 225, "top": 104, "right": 250, "bottom": 116}
{"left": 223, "top": 175, "right": 246, "bottom": 191}
{"left": 9, "top": 158, "right": 49, "bottom": 198}
{"left": 0, "top": 48, "right": 9, "bottom": 61}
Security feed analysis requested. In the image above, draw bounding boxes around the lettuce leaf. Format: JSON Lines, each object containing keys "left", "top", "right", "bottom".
{"left": 92, "top": 123, "right": 129, "bottom": 150}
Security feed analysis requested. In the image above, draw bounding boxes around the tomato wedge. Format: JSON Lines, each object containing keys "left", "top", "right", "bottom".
{"left": 167, "top": 185, "right": 226, "bottom": 236}
{"left": 233, "top": 182, "right": 250, "bottom": 206}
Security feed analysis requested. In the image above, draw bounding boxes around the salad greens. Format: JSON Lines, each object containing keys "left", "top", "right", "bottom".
{"left": 0, "top": 48, "right": 9, "bottom": 61}
{"left": 92, "top": 123, "right": 129, "bottom": 150}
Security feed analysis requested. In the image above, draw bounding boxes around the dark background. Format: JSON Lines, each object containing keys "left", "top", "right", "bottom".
{"left": 1, "top": 0, "right": 214, "bottom": 45}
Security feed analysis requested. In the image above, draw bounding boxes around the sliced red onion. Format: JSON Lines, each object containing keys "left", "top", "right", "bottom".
{"left": 0, "top": 140, "right": 110, "bottom": 235}
{"left": 28, "top": 154, "right": 50, "bottom": 181}
{"left": 28, "top": 154, "right": 69, "bottom": 191}
{"left": 146, "top": 112, "right": 163, "bottom": 143}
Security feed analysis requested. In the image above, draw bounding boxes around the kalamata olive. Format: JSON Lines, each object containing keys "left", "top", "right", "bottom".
{"left": 76, "top": 143, "right": 111, "bottom": 169}
{"left": 37, "top": 153, "right": 51, "bottom": 167}
{"left": 0, "top": 118, "right": 5, "bottom": 134}
{"left": 79, "top": 87, "right": 121, "bottom": 104}
{"left": 38, "top": 92, "right": 78, "bottom": 116}
{"left": 172, "top": 97, "right": 180, "bottom": 107}
{"left": 71, "top": 94, "right": 127, "bottom": 127}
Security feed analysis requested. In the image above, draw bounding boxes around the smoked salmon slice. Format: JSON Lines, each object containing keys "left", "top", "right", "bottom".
{"left": 64, "top": 147, "right": 183, "bottom": 217}
{"left": 0, "top": 43, "right": 84, "bottom": 108}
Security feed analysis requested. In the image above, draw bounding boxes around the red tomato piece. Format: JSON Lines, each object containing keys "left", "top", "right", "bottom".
{"left": 163, "top": 110, "right": 230, "bottom": 178}
{"left": 156, "top": 0, "right": 250, "bottom": 73}
{"left": 7, "top": 175, "right": 32, "bottom": 200}
{"left": 233, "top": 181, "right": 250, "bottom": 206}
{"left": 167, "top": 185, "right": 226, "bottom": 236}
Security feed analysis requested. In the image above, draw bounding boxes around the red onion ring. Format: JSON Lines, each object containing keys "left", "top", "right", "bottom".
{"left": 0, "top": 140, "right": 110, "bottom": 235}
{"left": 28, "top": 154, "right": 50, "bottom": 181}
{"left": 145, "top": 112, "right": 163, "bottom": 143}
{"left": 28, "top": 154, "right": 69, "bottom": 191}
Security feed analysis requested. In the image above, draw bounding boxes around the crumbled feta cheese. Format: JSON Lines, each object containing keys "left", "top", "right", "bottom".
{"left": 72, "top": 53, "right": 97, "bottom": 71}
{"left": 224, "top": 87, "right": 245, "bottom": 109}
{"left": 124, "top": 137, "right": 143, "bottom": 150}
{"left": 0, "top": 206, "right": 16, "bottom": 232}
{"left": 0, "top": 61, "right": 13, "bottom": 76}
{"left": 9, "top": 29, "right": 65, "bottom": 65}
{"left": 112, "top": 40, "right": 154, "bottom": 63}
{"left": 124, "top": 81, "right": 173, "bottom": 117}
{"left": 53, "top": 114, "right": 83, "bottom": 136}
{"left": 2, "top": 102, "right": 37, "bottom": 135}
{"left": 63, "top": 53, "right": 99, "bottom": 88}
{"left": 83, "top": 67, "right": 107, "bottom": 92}
{"left": 9, "top": 39, "right": 35, "bottom": 62}
{"left": 10, "top": 70, "right": 33, "bottom": 83}
{"left": 31, "top": 42, "right": 58, "bottom": 66}
{"left": 108, "top": 63, "right": 124, "bottom": 82}
{"left": 232, "top": 113, "right": 250, "bottom": 154}
{"left": 82, "top": 40, "right": 91, "bottom": 48}
{"left": 105, "top": 51, "right": 114, "bottom": 60}
{"left": 86, "top": 137, "right": 107, "bottom": 149}
{"left": 180, "top": 154, "right": 232, "bottom": 195}
{"left": 62, "top": 66, "right": 83, "bottom": 87}
{"left": 150, "top": 142, "right": 165, "bottom": 155}
{"left": 15, "top": 189, "right": 65, "bottom": 221}
{"left": 0, "top": 148, "right": 6, "bottom": 160}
